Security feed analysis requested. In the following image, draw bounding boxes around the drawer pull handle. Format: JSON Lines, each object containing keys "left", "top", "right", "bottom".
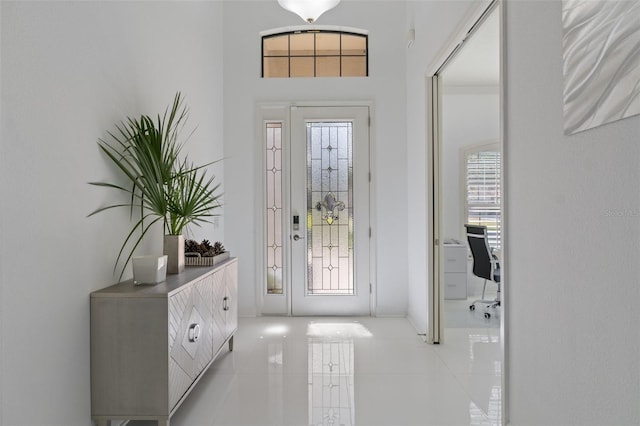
{"left": 223, "top": 296, "right": 229, "bottom": 311}
{"left": 188, "top": 323, "right": 201, "bottom": 342}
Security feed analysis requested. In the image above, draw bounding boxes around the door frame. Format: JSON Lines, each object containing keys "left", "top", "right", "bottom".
{"left": 426, "top": 75, "right": 442, "bottom": 344}
{"left": 426, "top": 0, "right": 507, "bottom": 422}
{"left": 256, "top": 101, "right": 377, "bottom": 317}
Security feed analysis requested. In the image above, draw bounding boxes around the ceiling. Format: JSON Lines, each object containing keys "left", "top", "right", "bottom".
{"left": 441, "top": 7, "right": 499, "bottom": 87}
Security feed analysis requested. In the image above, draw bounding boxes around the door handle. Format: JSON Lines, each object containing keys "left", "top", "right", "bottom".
{"left": 188, "top": 323, "right": 201, "bottom": 342}
{"left": 223, "top": 296, "right": 229, "bottom": 311}
{"left": 293, "top": 234, "right": 304, "bottom": 241}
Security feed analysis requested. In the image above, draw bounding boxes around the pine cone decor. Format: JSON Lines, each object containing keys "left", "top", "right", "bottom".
{"left": 201, "top": 239, "right": 213, "bottom": 251}
{"left": 213, "top": 241, "right": 225, "bottom": 255}
{"left": 183, "top": 239, "right": 229, "bottom": 266}
{"left": 185, "top": 239, "right": 200, "bottom": 254}
{"left": 184, "top": 239, "right": 225, "bottom": 257}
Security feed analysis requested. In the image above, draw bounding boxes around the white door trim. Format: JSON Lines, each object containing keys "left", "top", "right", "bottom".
{"left": 255, "top": 103, "right": 291, "bottom": 315}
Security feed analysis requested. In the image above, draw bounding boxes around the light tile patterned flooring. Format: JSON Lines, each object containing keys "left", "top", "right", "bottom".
{"left": 162, "top": 309, "right": 501, "bottom": 425}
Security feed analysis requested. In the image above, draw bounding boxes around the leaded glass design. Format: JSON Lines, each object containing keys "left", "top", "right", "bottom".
{"left": 266, "top": 122, "right": 283, "bottom": 294}
{"left": 307, "top": 122, "right": 354, "bottom": 295}
{"left": 308, "top": 339, "right": 355, "bottom": 426}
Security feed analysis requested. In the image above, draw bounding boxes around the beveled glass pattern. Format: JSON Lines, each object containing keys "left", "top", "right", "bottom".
{"left": 266, "top": 122, "right": 283, "bottom": 294}
{"left": 262, "top": 31, "right": 367, "bottom": 78}
{"left": 306, "top": 122, "right": 354, "bottom": 295}
{"left": 308, "top": 340, "right": 355, "bottom": 426}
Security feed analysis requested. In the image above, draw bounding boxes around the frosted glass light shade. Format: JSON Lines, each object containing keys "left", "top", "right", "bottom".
{"left": 277, "top": 0, "right": 340, "bottom": 23}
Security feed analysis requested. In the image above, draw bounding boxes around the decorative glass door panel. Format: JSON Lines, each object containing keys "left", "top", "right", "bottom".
{"left": 307, "top": 122, "right": 353, "bottom": 296}
{"left": 308, "top": 339, "right": 355, "bottom": 426}
{"left": 291, "top": 106, "right": 370, "bottom": 316}
{"left": 266, "top": 122, "right": 284, "bottom": 295}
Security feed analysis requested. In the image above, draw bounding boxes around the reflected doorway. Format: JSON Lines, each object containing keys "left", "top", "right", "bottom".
{"left": 440, "top": 2, "right": 502, "bottom": 327}
{"left": 426, "top": 0, "right": 504, "bottom": 423}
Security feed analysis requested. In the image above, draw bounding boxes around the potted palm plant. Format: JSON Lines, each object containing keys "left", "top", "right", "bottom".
{"left": 89, "top": 92, "right": 222, "bottom": 280}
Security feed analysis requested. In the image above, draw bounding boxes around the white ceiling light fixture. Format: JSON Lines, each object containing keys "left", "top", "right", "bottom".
{"left": 277, "top": 0, "right": 340, "bottom": 23}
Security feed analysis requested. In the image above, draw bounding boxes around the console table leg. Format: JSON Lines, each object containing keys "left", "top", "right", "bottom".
{"left": 229, "top": 335, "right": 234, "bottom": 351}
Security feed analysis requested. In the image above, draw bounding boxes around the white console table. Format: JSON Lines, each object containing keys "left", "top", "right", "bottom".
{"left": 90, "top": 258, "right": 238, "bottom": 426}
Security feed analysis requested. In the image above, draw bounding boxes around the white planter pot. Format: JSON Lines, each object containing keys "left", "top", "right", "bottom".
{"left": 132, "top": 255, "right": 168, "bottom": 285}
{"left": 164, "top": 234, "right": 185, "bottom": 274}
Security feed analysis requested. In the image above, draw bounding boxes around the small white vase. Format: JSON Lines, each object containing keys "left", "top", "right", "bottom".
{"left": 164, "top": 234, "right": 185, "bottom": 274}
{"left": 132, "top": 255, "right": 168, "bottom": 285}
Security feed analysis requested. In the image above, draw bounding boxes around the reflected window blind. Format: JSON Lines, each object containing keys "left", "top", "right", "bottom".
{"left": 466, "top": 149, "right": 501, "bottom": 249}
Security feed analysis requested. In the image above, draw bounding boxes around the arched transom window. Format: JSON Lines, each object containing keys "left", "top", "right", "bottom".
{"left": 261, "top": 27, "right": 368, "bottom": 78}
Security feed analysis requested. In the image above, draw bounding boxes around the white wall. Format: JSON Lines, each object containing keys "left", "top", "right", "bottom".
{"left": 222, "top": 1, "right": 408, "bottom": 317}
{"left": 0, "top": 2, "right": 4, "bottom": 422}
{"left": 405, "top": 0, "right": 477, "bottom": 333}
{"left": 0, "top": 2, "right": 224, "bottom": 424}
{"left": 505, "top": 1, "right": 640, "bottom": 424}
{"left": 441, "top": 86, "right": 500, "bottom": 241}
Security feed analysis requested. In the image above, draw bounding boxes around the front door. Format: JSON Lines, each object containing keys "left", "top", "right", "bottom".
{"left": 290, "top": 106, "right": 370, "bottom": 316}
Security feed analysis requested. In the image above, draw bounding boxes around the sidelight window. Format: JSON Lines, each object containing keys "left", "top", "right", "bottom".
{"left": 265, "top": 122, "right": 284, "bottom": 295}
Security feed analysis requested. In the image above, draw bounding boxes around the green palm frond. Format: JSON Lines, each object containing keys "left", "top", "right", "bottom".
{"left": 166, "top": 160, "right": 222, "bottom": 235}
{"left": 88, "top": 92, "right": 223, "bottom": 281}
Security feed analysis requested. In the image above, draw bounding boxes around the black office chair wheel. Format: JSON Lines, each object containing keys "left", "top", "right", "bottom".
{"left": 484, "top": 312, "right": 491, "bottom": 319}
{"left": 469, "top": 304, "right": 475, "bottom": 311}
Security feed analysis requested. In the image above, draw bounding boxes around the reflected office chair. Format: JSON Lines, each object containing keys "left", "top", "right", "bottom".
{"left": 465, "top": 224, "right": 501, "bottom": 319}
